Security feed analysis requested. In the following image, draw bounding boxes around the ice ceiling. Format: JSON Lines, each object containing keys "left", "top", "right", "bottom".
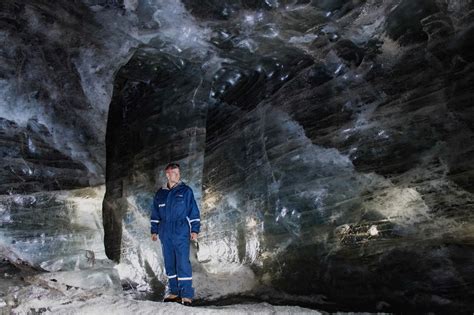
{"left": 0, "top": 0, "right": 473, "bottom": 312}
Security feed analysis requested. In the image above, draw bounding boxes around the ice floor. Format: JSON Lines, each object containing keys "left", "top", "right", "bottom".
{"left": 0, "top": 261, "right": 389, "bottom": 315}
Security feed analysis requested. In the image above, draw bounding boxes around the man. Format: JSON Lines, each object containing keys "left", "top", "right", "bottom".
{"left": 150, "top": 162, "right": 200, "bottom": 306}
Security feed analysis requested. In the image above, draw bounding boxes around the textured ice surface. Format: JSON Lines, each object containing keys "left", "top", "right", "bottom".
{"left": 1, "top": 0, "right": 474, "bottom": 313}
{"left": 10, "top": 291, "right": 323, "bottom": 315}
{"left": 101, "top": 0, "right": 474, "bottom": 312}
{"left": 0, "top": 0, "right": 139, "bottom": 274}
{"left": 0, "top": 187, "right": 106, "bottom": 271}
{"left": 0, "top": 261, "right": 321, "bottom": 314}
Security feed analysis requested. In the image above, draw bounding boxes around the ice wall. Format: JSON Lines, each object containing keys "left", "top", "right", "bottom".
{"left": 0, "top": 0, "right": 473, "bottom": 312}
{"left": 103, "top": 0, "right": 474, "bottom": 312}
{"left": 0, "top": 0, "right": 137, "bottom": 272}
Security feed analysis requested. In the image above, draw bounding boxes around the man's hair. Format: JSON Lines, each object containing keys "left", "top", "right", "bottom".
{"left": 165, "top": 162, "right": 180, "bottom": 170}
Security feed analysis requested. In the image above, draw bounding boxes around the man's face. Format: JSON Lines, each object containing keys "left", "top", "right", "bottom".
{"left": 165, "top": 167, "right": 180, "bottom": 184}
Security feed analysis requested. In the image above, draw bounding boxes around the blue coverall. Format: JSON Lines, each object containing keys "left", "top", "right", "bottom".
{"left": 150, "top": 181, "right": 201, "bottom": 299}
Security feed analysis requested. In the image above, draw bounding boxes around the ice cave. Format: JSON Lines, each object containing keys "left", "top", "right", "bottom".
{"left": 0, "top": 0, "right": 473, "bottom": 314}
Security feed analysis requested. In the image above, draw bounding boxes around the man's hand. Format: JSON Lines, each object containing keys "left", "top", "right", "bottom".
{"left": 151, "top": 233, "right": 158, "bottom": 241}
{"left": 190, "top": 232, "right": 198, "bottom": 241}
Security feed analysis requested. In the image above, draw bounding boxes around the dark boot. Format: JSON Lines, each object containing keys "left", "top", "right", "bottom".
{"left": 181, "top": 297, "right": 192, "bottom": 306}
{"left": 163, "top": 294, "right": 181, "bottom": 303}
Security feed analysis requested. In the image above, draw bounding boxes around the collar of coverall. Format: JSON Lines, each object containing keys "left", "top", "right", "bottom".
{"left": 163, "top": 180, "right": 182, "bottom": 190}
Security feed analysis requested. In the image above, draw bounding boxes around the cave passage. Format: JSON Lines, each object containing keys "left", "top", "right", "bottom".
{"left": 0, "top": 0, "right": 473, "bottom": 313}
